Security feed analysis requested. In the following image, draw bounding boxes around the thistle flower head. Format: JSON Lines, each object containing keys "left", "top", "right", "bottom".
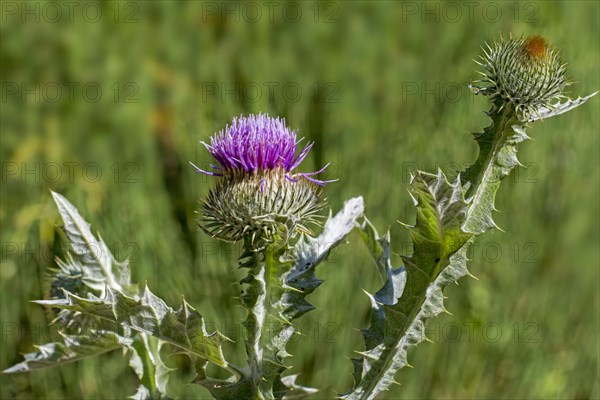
{"left": 193, "top": 113, "right": 334, "bottom": 243}
{"left": 193, "top": 113, "right": 333, "bottom": 185}
{"left": 474, "top": 34, "right": 570, "bottom": 119}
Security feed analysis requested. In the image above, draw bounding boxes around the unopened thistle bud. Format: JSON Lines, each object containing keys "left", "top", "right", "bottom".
{"left": 46, "top": 254, "right": 94, "bottom": 332}
{"left": 473, "top": 34, "right": 569, "bottom": 119}
{"left": 192, "top": 113, "right": 335, "bottom": 243}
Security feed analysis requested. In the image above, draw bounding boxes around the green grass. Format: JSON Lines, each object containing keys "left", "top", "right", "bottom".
{"left": 1, "top": 1, "right": 598, "bottom": 399}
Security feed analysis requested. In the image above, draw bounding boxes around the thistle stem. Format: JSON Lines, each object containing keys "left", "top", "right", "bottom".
{"left": 240, "top": 236, "right": 294, "bottom": 399}
{"left": 461, "top": 101, "right": 525, "bottom": 233}
{"left": 349, "top": 100, "right": 526, "bottom": 400}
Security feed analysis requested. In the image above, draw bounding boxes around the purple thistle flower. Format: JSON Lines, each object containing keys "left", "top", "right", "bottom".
{"left": 191, "top": 113, "right": 336, "bottom": 186}
{"left": 194, "top": 113, "right": 334, "bottom": 243}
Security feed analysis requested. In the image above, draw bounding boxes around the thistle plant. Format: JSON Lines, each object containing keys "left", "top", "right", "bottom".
{"left": 3, "top": 35, "right": 596, "bottom": 400}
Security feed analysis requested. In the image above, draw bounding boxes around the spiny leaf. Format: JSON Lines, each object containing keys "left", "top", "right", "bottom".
{"left": 286, "top": 197, "right": 365, "bottom": 319}
{"left": 355, "top": 216, "right": 390, "bottom": 282}
{"left": 279, "top": 374, "right": 319, "bottom": 399}
{"left": 14, "top": 193, "right": 238, "bottom": 399}
{"left": 461, "top": 102, "right": 528, "bottom": 233}
{"left": 343, "top": 172, "right": 471, "bottom": 400}
{"left": 196, "top": 379, "right": 254, "bottom": 400}
{"left": 463, "top": 93, "right": 596, "bottom": 233}
{"left": 350, "top": 218, "right": 406, "bottom": 386}
{"left": 405, "top": 170, "right": 472, "bottom": 267}
{"left": 35, "top": 285, "right": 234, "bottom": 374}
{"left": 194, "top": 371, "right": 253, "bottom": 400}
{"left": 129, "top": 335, "right": 175, "bottom": 399}
{"left": 525, "top": 92, "right": 597, "bottom": 122}
{"left": 2, "top": 331, "right": 129, "bottom": 373}
{"left": 50, "top": 191, "right": 138, "bottom": 297}
{"left": 360, "top": 218, "right": 407, "bottom": 343}
{"left": 129, "top": 385, "right": 152, "bottom": 400}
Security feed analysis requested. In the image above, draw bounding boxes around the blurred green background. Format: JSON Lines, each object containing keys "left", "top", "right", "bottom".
{"left": 1, "top": 1, "right": 598, "bottom": 399}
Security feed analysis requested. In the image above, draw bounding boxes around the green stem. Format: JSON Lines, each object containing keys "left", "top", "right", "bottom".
{"left": 240, "top": 235, "right": 294, "bottom": 400}
{"left": 462, "top": 101, "right": 525, "bottom": 233}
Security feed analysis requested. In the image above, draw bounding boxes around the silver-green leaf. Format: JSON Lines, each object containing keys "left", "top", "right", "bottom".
{"left": 3, "top": 331, "right": 129, "bottom": 373}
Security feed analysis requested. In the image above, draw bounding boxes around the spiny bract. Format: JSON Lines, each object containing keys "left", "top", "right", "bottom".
{"left": 474, "top": 34, "right": 569, "bottom": 120}
{"left": 193, "top": 114, "right": 333, "bottom": 243}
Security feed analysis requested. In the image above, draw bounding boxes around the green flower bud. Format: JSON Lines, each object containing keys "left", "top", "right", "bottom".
{"left": 199, "top": 168, "right": 324, "bottom": 243}
{"left": 474, "top": 34, "right": 570, "bottom": 119}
